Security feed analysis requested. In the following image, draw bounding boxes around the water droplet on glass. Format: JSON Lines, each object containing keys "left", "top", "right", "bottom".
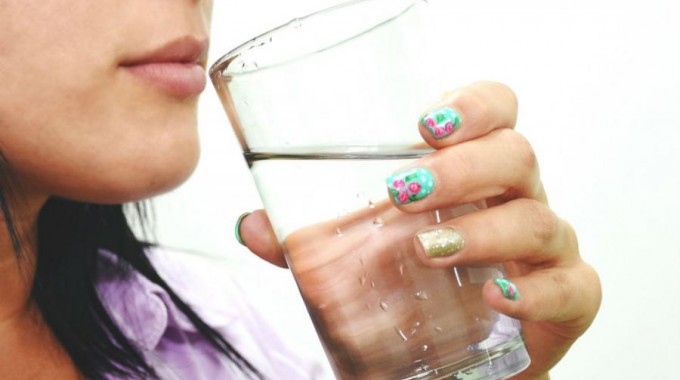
{"left": 415, "top": 291, "right": 429, "bottom": 301}
{"left": 423, "top": 345, "right": 429, "bottom": 352}
{"left": 370, "top": 281, "right": 376, "bottom": 288}
{"left": 380, "top": 301, "right": 389, "bottom": 311}
{"left": 410, "top": 321, "right": 421, "bottom": 335}
{"left": 413, "top": 359, "right": 430, "bottom": 373}
{"left": 395, "top": 328, "right": 408, "bottom": 342}
{"left": 434, "top": 326, "right": 444, "bottom": 333}
{"left": 335, "top": 228, "right": 343, "bottom": 237}
{"left": 373, "top": 218, "right": 384, "bottom": 227}
{"left": 399, "top": 264, "right": 405, "bottom": 276}
{"left": 368, "top": 200, "right": 375, "bottom": 209}
{"left": 359, "top": 276, "right": 366, "bottom": 286}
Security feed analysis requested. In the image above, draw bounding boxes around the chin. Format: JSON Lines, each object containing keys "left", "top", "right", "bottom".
{"left": 44, "top": 143, "right": 201, "bottom": 205}
{"left": 86, "top": 118, "right": 202, "bottom": 204}
{"left": 100, "top": 154, "right": 200, "bottom": 204}
{"left": 70, "top": 171, "right": 197, "bottom": 205}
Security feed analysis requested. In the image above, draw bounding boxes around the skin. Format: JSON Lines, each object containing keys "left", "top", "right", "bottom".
{"left": 0, "top": 2, "right": 600, "bottom": 379}
{"left": 283, "top": 201, "right": 498, "bottom": 379}
{"left": 0, "top": 1, "right": 212, "bottom": 378}
{"left": 239, "top": 82, "right": 602, "bottom": 379}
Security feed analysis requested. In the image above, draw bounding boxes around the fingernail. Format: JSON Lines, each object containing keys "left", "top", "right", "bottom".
{"left": 386, "top": 168, "right": 435, "bottom": 205}
{"left": 234, "top": 212, "right": 251, "bottom": 246}
{"left": 416, "top": 228, "right": 465, "bottom": 258}
{"left": 421, "top": 108, "right": 462, "bottom": 140}
{"left": 494, "top": 278, "right": 520, "bottom": 300}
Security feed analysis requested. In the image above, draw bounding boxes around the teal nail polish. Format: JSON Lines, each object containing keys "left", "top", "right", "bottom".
{"left": 420, "top": 108, "right": 462, "bottom": 139}
{"left": 386, "top": 168, "right": 435, "bottom": 205}
{"left": 494, "top": 278, "right": 520, "bottom": 300}
{"left": 234, "top": 212, "right": 250, "bottom": 246}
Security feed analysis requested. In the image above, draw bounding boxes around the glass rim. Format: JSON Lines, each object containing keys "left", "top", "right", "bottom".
{"left": 209, "top": 0, "right": 425, "bottom": 79}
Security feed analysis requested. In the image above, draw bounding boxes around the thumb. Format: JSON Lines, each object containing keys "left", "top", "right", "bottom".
{"left": 236, "top": 209, "right": 287, "bottom": 267}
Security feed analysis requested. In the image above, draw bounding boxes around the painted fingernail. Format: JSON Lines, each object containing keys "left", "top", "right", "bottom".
{"left": 234, "top": 212, "right": 251, "bottom": 246}
{"left": 420, "top": 108, "right": 462, "bottom": 140}
{"left": 416, "top": 228, "right": 465, "bottom": 258}
{"left": 494, "top": 278, "right": 520, "bottom": 300}
{"left": 386, "top": 168, "right": 435, "bottom": 205}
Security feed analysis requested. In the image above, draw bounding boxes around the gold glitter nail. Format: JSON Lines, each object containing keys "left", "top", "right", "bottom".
{"left": 416, "top": 228, "right": 465, "bottom": 258}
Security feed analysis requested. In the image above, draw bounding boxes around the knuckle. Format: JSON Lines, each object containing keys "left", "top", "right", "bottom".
{"left": 561, "top": 219, "right": 580, "bottom": 254}
{"left": 489, "top": 81, "right": 519, "bottom": 116}
{"left": 473, "top": 81, "right": 518, "bottom": 126}
{"left": 455, "top": 87, "right": 493, "bottom": 128}
{"left": 444, "top": 149, "right": 477, "bottom": 197}
{"left": 521, "top": 199, "right": 559, "bottom": 247}
{"left": 503, "top": 130, "right": 538, "bottom": 172}
{"left": 448, "top": 81, "right": 519, "bottom": 132}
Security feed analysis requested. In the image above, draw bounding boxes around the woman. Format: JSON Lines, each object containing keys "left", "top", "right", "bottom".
{"left": 0, "top": 1, "right": 600, "bottom": 379}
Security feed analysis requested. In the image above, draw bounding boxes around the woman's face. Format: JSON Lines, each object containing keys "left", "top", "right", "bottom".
{"left": 0, "top": 1, "right": 213, "bottom": 204}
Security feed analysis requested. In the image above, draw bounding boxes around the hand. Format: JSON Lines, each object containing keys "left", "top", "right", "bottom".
{"left": 238, "top": 81, "right": 601, "bottom": 379}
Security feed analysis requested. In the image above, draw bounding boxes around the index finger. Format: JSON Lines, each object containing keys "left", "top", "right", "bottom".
{"left": 418, "top": 81, "right": 518, "bottom": 149}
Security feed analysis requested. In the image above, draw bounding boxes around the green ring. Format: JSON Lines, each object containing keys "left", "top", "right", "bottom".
{"left": 234, "top": 212, "right": 251, "bottom": 246}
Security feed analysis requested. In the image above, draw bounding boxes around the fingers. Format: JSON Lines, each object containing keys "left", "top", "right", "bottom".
{"left": 418, "top": 81, "right": 518, "bottom": 149}
{"left": 483, "top": 263, "right": 602, "bottom": 325}
{"left": 237, "top": 209, "right": 287, "bottom": 268}
{"left": 484, "top": 264, "right": 601, "bottom": 377}
{"left": 413, "top": 199, "right": 578, "bottom": 268}
{"left": 387, "top": 129, "right": 544, "bottom": 211}
{"left": 410, "top": 198, "right": 602, "bottom": 326}
{"left": 393, "top": 82, "right": 529, "bottom": 211}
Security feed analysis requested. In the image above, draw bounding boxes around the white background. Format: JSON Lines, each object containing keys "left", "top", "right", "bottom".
{"left": 152, "top": 0, "right": 680, "bottom": 378}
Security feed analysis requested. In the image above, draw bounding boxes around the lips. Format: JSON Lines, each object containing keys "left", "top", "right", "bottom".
{"left": 120, "top": 36, "right": 209, "bottom": 98}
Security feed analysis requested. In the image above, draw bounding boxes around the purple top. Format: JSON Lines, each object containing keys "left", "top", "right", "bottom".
{"left": 96, "top": 248, "right": 326, "bottom": 380}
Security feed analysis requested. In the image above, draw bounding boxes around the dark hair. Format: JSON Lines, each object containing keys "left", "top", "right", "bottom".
{"left": 1, "top": 158, "right": 260, "bottom": 379}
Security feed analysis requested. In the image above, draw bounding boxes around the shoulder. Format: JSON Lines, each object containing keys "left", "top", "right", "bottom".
{"left": 145, "top": 247, "right": 330, "bottom": 379}
{"left": 96, "top": 247, "right": 330, "bottom": 379}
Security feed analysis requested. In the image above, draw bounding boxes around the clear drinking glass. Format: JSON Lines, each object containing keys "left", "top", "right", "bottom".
{"left": 211, "top": 0, "right": 530, "bottom": 379}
